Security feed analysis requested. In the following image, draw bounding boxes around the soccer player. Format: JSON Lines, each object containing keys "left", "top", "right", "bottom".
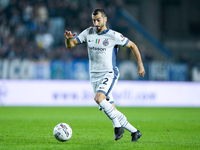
{"left": 64, "top": 8, "right": 145, "bottom": 141}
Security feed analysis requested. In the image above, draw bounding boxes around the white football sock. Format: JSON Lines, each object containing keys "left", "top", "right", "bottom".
{"left": 115, "top": 109, "right": 137, "bottom": 133}
{"left": 99, "top": 100, "right": 121, "bottom": 128}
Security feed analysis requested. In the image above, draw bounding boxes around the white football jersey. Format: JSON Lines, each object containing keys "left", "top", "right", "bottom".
{"left": 76, "top": 27, "right": 129, "bottom": 75}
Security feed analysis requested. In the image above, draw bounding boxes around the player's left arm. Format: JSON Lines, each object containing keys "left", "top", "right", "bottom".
{"left": 125, "top": 40, "right": 145, "bottom": 77}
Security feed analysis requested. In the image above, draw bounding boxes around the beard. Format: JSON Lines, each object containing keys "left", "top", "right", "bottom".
{"left": 95, "top": 25, "right": 103, "bottom": 33}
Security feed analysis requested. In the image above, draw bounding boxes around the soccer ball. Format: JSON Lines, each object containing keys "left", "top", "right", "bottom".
{"left": 53, "top": 123, "right": 72, "bottom": 142}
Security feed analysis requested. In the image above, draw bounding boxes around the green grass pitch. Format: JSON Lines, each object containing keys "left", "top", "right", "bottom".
{"left": 0, "top": 107, "right": 200, "bottom": 150}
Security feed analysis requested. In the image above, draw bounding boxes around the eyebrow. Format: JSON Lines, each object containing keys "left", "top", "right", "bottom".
{"left": 93, "top": 18, "right": 101, "bottom": 21}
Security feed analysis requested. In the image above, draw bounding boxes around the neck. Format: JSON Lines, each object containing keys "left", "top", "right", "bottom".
{"left": 97, "top": 26, "right": 107, "bottom": 34}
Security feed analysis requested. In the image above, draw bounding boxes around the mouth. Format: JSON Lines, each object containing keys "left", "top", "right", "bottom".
{"left": 95, "top": 26, "right": 101, "bottom": 31}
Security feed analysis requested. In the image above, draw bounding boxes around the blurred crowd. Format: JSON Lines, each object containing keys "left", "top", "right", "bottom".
{"left": 0, "top": 0, "right": 137, "bottom": 61}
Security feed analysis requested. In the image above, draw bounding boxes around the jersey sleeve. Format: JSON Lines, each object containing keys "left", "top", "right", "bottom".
{"left": 76, "top": 28, "right": 88, "bottom": 44}
{"left": 115, "top": 32, "right": 129, "bottom": 47}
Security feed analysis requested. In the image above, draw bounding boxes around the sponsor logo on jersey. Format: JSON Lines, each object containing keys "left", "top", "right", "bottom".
{"left": 89, "top": 47, "right": 106, "bottom": 54}
{"left": 103, "top": 39, "right": 109, "bottom": 46}
{"left": 95, "top": 39, "right": 100, "bottom": 44}
{"left": 89, "top": 47, "right": 106, "bottom": 51}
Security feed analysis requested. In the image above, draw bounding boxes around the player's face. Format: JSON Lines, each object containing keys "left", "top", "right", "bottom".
{"left": 92, "top": 13, "right": 107, "bottom": 33}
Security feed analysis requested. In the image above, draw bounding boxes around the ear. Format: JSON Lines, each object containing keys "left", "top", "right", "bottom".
{"left": 104, "top": 17, "right": 107, "bottom": 22}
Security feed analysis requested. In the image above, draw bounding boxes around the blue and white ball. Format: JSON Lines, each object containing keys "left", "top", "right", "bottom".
{"left": 53, "top": 123, "right": 72, "bottom": 142}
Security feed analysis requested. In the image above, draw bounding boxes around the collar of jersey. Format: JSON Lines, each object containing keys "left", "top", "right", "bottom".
{"left": 95, "top": 27, "right": 110, "bottom": 35}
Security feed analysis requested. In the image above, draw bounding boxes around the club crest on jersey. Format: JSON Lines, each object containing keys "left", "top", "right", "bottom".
{"left": 103, "top": 39, "right": 109, "bottom": 46}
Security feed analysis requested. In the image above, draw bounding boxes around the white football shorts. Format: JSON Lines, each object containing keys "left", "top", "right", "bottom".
{"left": 90, "top": 71, "right": 119, "bottom": 103}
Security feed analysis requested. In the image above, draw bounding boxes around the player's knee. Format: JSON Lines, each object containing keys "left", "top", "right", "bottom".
{"left": 94, "top": 98, "right": 101, "bottom": 104}
{"left": 94, "top": 92, "right": 106, "bottom": 104}
{"left": 94, "top": 96, "right": 102, "bottom": 104}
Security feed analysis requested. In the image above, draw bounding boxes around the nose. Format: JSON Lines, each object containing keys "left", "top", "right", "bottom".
{"left": 94, "top": 21, "right": 99, "bottom": 26}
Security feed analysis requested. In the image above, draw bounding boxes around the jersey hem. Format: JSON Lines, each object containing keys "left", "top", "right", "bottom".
{"left": 123, "top": 39, "right": 129, "bottom": 47}
{"left": 76, "top": 37, "right": 81, "bottom": 44}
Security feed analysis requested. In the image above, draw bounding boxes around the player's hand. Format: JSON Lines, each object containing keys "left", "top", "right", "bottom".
{"left": 64, "top": 30, "right": 77, "bottom": 39}
{"left": 137, "top": 65, "right": 145, "bottom": 77}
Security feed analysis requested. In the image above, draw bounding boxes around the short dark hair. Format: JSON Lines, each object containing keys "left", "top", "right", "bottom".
{"left": 92, "top": 8, "right": 106, "bottom": 17}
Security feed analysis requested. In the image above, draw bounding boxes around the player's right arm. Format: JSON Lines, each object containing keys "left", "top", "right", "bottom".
{"left": 64, "top": 30, "right": 79, "bottom": 49}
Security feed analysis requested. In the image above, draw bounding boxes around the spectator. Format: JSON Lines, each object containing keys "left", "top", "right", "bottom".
{"left": 0, "top": 0, "right": 133, "bottom": 61}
